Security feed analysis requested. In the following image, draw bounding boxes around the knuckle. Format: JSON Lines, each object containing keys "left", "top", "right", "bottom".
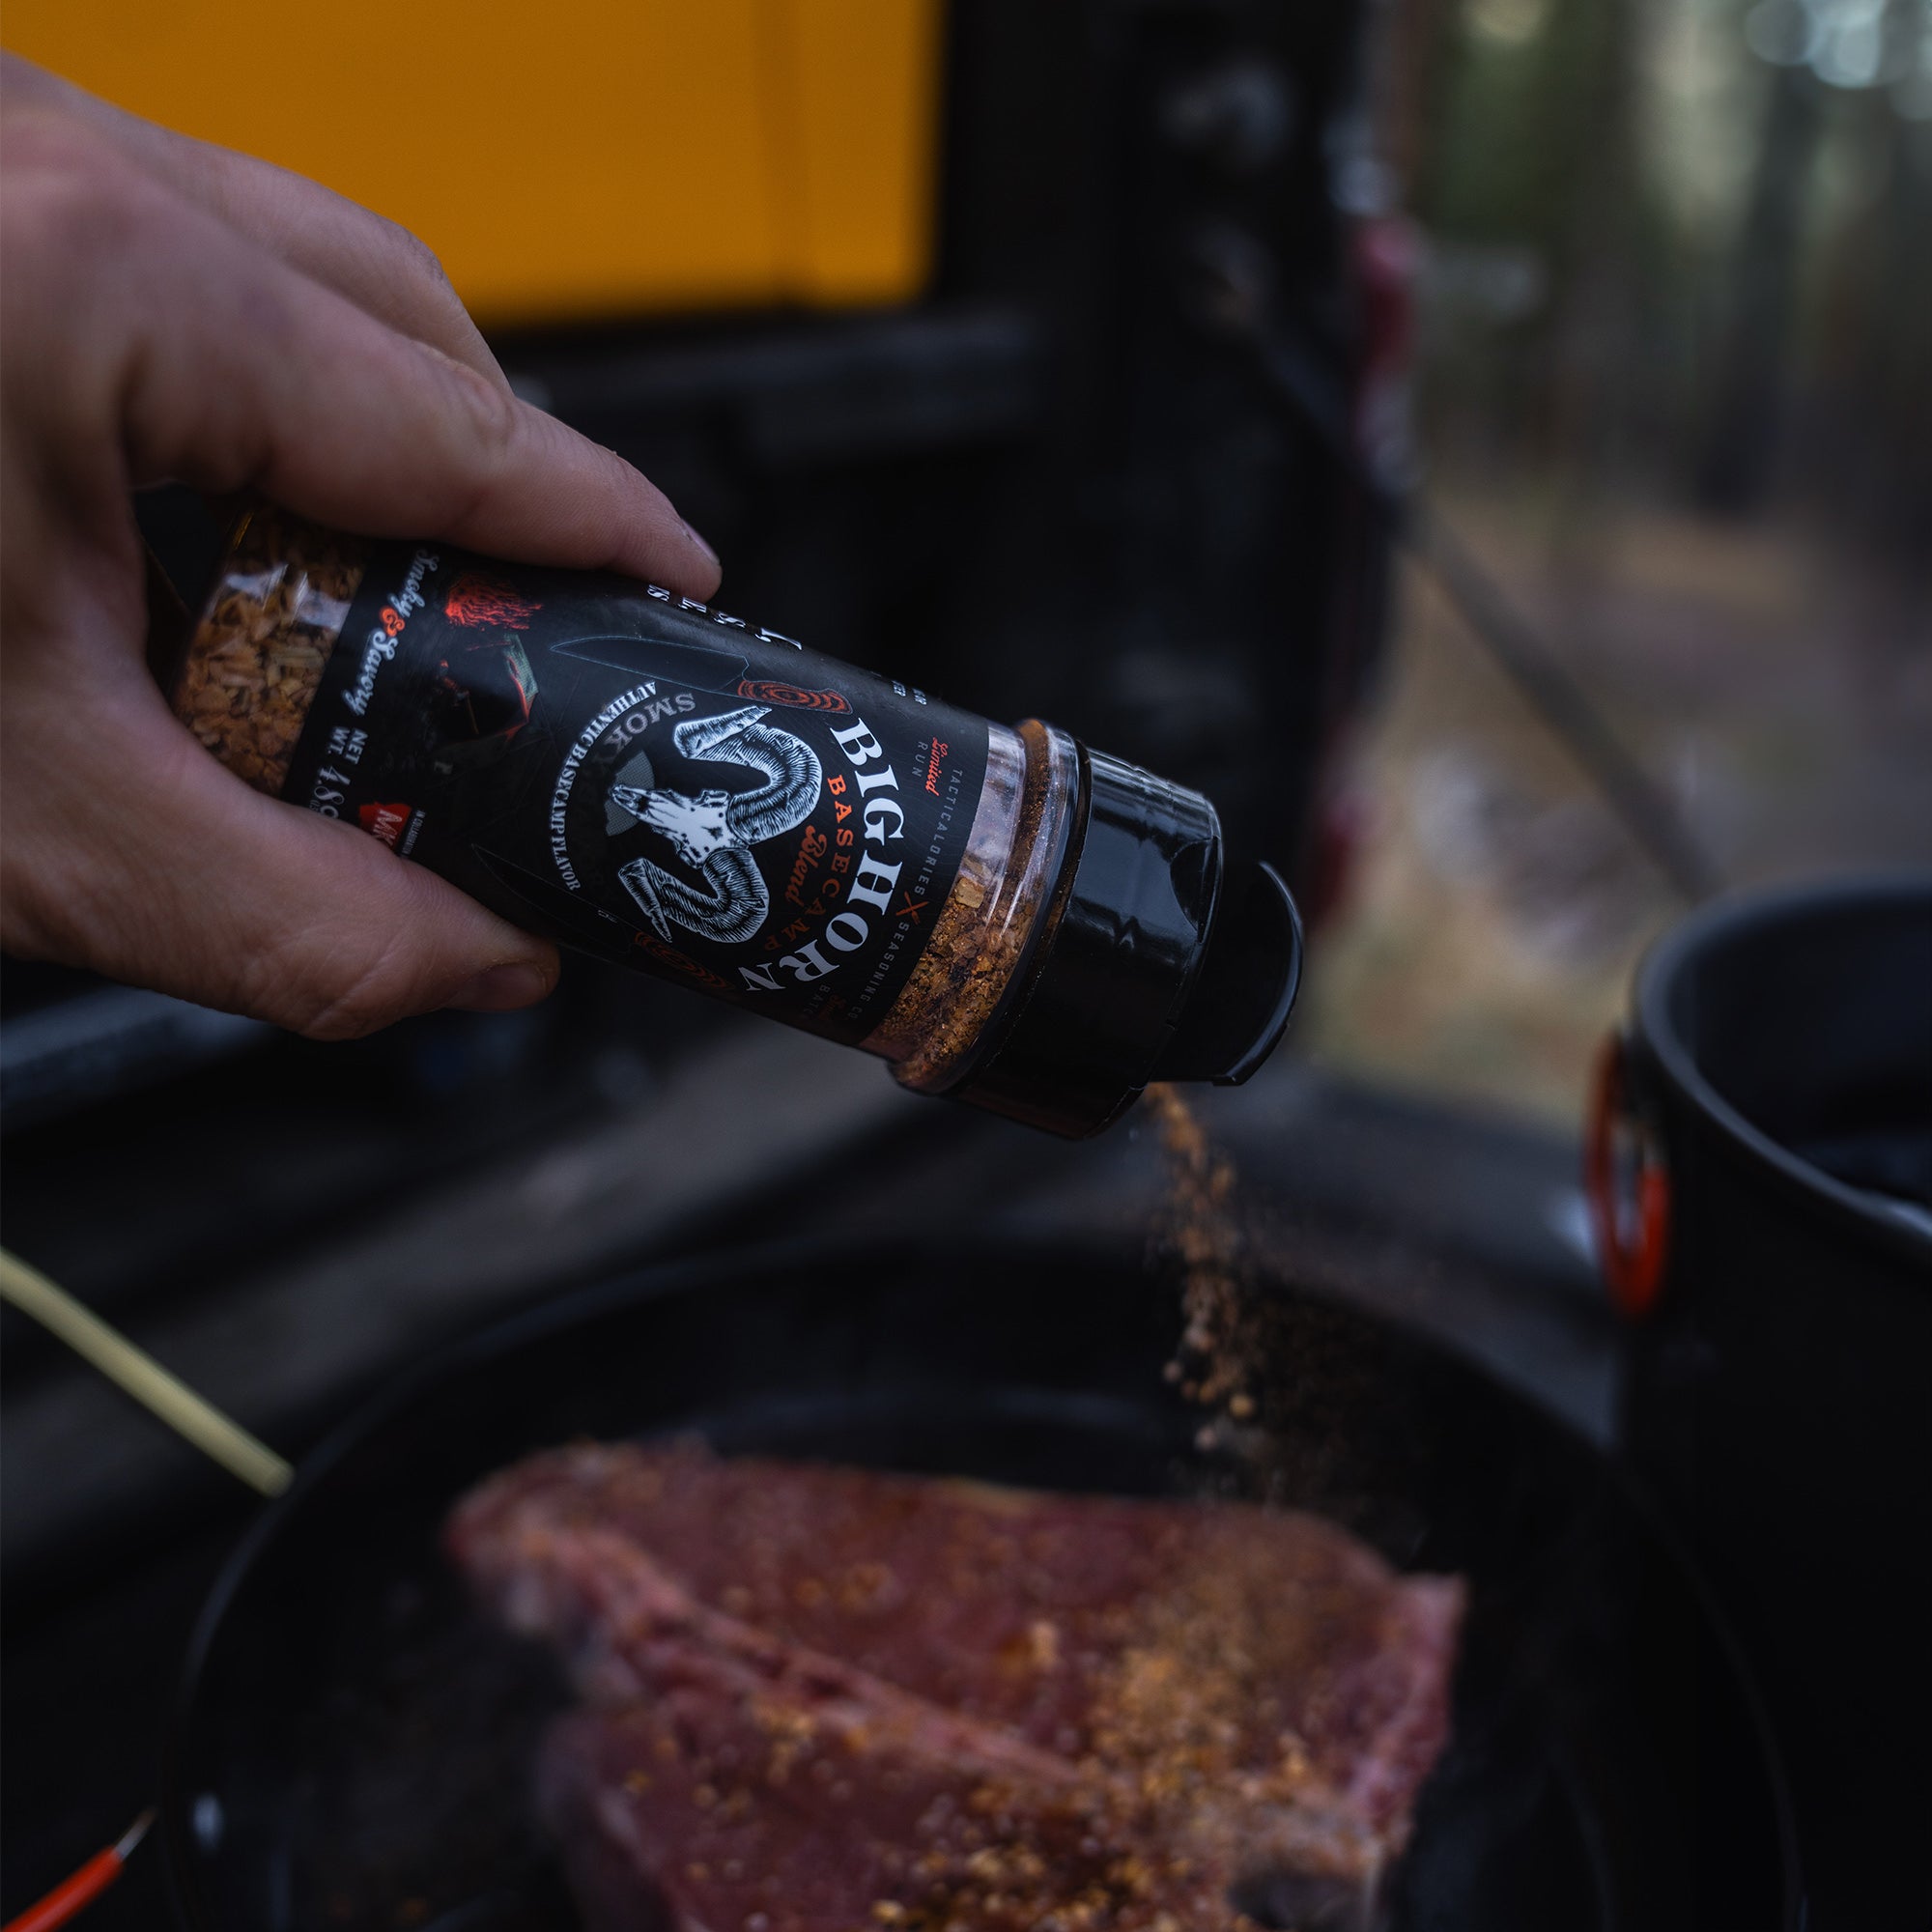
{"left": 246, "top": 926, "right": 426, "bottom": 1040}
{"left": 436, "top": 357, "right": 525, "bottom": 515}
{"left": 305, "top": 968, "right": 414, "bottom": 1038}
{"left": 0, "top": 105, "right": 105, "bottom": 181}
{"left": 229, "top": 268, "right": 301, "bottom": 358}
{"left": 384, "top": 215, "right": 456, "bottom": 297}
{"left": 460, "top": 358, "right": 524, "bottom": 456}
{"left": 0, "top": 120, "right": 150, "bottom": 268}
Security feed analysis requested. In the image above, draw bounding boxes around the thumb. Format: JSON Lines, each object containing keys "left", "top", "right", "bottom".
{"left": 5, "top": 673, "right": 558, "bottom": 1037}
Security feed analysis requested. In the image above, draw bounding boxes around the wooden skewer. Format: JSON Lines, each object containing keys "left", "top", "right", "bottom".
{"left": 0, "top": 1247, "right": 293, "bottom": 1498}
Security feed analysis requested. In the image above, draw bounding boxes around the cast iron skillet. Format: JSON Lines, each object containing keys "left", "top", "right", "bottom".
{"left": 161, "top": 1238, "right": 1800, "bottom": 1930}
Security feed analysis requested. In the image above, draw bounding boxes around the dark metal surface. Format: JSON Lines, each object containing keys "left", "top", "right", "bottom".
{"left": 160, "top": 1238, "right": 1797, "bottom": 1931}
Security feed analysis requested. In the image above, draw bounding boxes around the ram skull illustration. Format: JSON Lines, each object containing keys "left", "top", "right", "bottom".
{"left": 610, "top": 705, "right": 821, "bottom": 946}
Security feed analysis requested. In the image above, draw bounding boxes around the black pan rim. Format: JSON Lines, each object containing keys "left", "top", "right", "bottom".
{"left": 157, "top": 1228, "right": 1805, "bottom": 1931}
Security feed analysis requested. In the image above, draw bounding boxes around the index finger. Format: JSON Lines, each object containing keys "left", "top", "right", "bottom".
{"left": 94, "top": 186, "right": 721, "bottom": 593}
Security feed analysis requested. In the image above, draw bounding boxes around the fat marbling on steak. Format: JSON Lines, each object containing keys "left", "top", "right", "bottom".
{"left": 447, "top": 1440, "right": 1463, "bottom": 1929}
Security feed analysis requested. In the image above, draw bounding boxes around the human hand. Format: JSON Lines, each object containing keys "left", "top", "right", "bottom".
{"left": 0, "top": 57, "right": 722, "bottom": 1037}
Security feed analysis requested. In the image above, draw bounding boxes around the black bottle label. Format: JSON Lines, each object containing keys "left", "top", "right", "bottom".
{"left": 279, "top": 544, "right": 989, "bottom": 1044}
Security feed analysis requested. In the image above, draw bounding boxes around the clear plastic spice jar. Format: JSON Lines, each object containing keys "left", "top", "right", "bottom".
{"left": 166, "top": 507, "right": 1301, "bottom": 1135}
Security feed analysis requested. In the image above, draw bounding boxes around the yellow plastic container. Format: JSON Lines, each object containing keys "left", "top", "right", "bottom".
{"left": 3, "top": 0, "right": 945, "bottom": 324}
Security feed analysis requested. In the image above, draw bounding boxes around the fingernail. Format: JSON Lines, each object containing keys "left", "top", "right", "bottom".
{"left": 681, "top": 520, "right": 720, "bottom": 570}
{"left": 449, "top": 961, "right": 553, "bottom": 1011}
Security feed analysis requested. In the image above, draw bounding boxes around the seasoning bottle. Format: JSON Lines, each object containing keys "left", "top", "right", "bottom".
{"left": 166, "top": 507, "right": 1302, "bottom": 1136}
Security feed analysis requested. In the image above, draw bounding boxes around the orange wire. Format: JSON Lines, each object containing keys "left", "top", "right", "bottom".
{"left": 3, "top": 1812, "right": 151, "bottom": 1932}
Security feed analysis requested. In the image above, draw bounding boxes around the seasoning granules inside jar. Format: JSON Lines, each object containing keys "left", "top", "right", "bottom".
{"left": 172, "top": 508, "right": 364, "bottom": 795}
{"left": 164, "top": 507, "right": 1302, "bottom": 1136}
{"left": 863, "top": 720, "right": 1077, "bottom": 1095}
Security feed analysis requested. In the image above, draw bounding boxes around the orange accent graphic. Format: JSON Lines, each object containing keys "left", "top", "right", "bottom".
{"left": 735, "top": 678, "right": 851, "bottom": 714}
{"left": 445, "top": 575, "right": 541, "bottom": 630}
{"left": 358, "top": 801, "right": 412, "bottom": 848}
{"left": 630, "top": 929, "right": 732, "bottom": 992}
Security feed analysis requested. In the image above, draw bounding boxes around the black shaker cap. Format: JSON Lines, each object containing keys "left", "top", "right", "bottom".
{"left": 1150, "top": 859, "right": 1303, "bottom": 1087}
{"left": 951, "top": 745, "right": 1302, "bottom": 1138}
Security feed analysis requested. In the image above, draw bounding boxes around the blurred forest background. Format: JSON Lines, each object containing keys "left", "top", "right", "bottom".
{"left": 1302, "top": 0, "right": 1932, "bottom": 1119}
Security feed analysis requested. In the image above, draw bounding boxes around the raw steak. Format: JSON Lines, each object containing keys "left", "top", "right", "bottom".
{"left": 448, "top": 1442, "right": 1463, "bottom": 1929}
{"left": 528, "top": 1555, "right": 1236, "bottom": 1932}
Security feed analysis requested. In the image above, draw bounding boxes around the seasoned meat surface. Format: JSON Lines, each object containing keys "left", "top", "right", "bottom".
{"left": 448, "top": 1441, "right": 1463, "bottom": 1930}
{"left": 537, "top": 1635, "right": 1236, "bottom": 1931}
